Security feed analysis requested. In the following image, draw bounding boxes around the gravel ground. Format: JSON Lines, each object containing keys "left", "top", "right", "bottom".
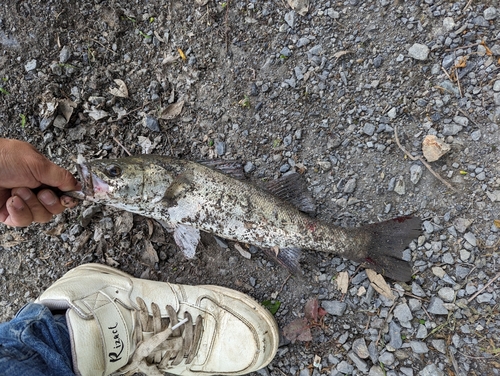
{"left": 1, "top": 1, "right": 500, "bottom": 375}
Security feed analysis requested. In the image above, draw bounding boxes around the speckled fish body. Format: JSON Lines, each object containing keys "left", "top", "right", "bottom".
{"left": 70, "top": 155, "right": 422, "bottom": 281}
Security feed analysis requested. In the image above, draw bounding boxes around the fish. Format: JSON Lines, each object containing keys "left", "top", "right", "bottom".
{"left": 68, "top": 155, "right": 422, "bottom": 281}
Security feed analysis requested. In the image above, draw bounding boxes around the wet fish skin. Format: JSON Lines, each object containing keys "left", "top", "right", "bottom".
{"left": 70, "top": 155, "right": 422, "bottom": 281}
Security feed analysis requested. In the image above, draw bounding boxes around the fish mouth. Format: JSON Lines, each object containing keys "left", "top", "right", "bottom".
{"left": 65, "top": 162, "right": 111, "bottom": 200}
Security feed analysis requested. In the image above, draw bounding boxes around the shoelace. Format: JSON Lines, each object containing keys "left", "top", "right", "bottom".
{"left": 119, "top": 297, "right": 204, "bottom": 376}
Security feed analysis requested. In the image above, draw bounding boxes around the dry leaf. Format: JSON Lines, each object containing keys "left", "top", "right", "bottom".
{"left": 177, "top": 48, "right": 187, "bottom": 61}
{"left": 422, "top": 134, "right": 451, "bottom": 162}
{"left": 159, "top": 100, "right": 185, "bottom": 120}
{"left": 287, "top": 0, "right": 309, "bottom": 16}
{"left": 109, "top": 79, "right": 129, "bottom": 98}
{"left": 455, "top": 56, "right": 468, "bottom": 68}
{"left": 494, "top": 219, "right": 500, "bottom": 229}
{"left": 304, "top": 298, "right": 319, "bottom": 322}
{"left": 45, "top": 223, "right": 66, "bottom": 236}
{"left": 234, "top": 243, "right": 251, "bottom": 259}
{"left": 313, "top": 355, "right": 321, "bottom": 368}
{"left": 480, "top": 41, "right": 493, "bottom": 56}
{"left": 58, "top": 99, "right": 76, "bottom": 122}
{"left": 141, "top": 239, "right": 159, "bottom": 265}
{"left": 336, "top": 271, "right": 349, "bottom": 294}
{"left": 162, "top": 55, "right": 178, "bottom": 65}
{"left": 333, "top": 50, "right": 352, "bottom": 60}
{"left": 283, "top": 318, "right": 312, "bottom": 343}
{"left": 366, "top": 269, "right": 395, "bottom": 300}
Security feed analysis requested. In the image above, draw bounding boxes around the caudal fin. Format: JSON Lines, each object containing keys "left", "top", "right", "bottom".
{"left": 360, "top": 216, "right": 422, "bottom": 281}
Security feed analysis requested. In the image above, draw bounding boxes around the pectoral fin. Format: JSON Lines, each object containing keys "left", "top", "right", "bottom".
{"left": 173, "top": 224, "right": 200, "bottom": 259}
{"left": 262, "top": 247, "right": 303, "bottom": 275}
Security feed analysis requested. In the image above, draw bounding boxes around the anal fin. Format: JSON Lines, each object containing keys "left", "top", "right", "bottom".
{"left": 173, "top": 224, "right": 201, "bottom": 259}
{"left": 262, "top": 247, "right": 303, "bottom": 275}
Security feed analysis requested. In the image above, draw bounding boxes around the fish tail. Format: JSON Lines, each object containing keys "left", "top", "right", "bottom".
{"left": 357, "top": 216, "right": 422, "bottom": 281}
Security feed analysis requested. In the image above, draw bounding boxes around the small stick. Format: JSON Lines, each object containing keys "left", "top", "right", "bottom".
{"left": 394, "top": 125, "right": 457, "bottom": 192}
{"left": 113, "top": 137, "right": 132, "bottom": 156}
{"left": 441, "top": 66, "right": 454, "bottom": 82}
{"left": 455, "top": 67, "right": 463, "bottom": 98}
{"left": 468, "top": 272, "right": 500, "bottom": 303}
{"left": 456, "top": 108, "right": 478, "bottom": 127}
{"left": 463, "top": 0, "right": 473, "bottom": 12}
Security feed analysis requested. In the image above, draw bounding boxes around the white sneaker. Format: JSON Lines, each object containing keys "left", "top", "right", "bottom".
{"left": 36, "top": 263, "right": 279, "bottom": 376}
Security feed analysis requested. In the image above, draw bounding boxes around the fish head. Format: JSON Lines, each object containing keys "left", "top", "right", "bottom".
{"left": 72, "top": 156, "right": 174, "bottom": 214}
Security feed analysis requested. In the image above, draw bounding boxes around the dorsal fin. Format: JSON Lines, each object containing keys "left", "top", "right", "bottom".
{"left": 197, "top": 159, "right": 245, "bottom": 180}
{"left": 266, "top": 173, "right": 316, "bottom": 216}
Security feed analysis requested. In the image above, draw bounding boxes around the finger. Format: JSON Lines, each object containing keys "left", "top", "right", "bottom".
{"left": 12, "top": 187, "right": 53, "bottom": 224}
{"left": 3, "top": 196, "right": 34, "bottom": 227}
{"left": 37, "top": 189, "right": 66, "bottom": 215}
{"left": 61, "top": 195, "right": 79, "bottom": 209}
{"left": 31, "top": 159, "right": 80, "bottom": 192}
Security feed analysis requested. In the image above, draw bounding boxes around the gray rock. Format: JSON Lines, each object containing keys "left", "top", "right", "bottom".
{"left": 454, "top": 218, "right": 472, "bottom": 233}
{"left": 412, "top": 283, "right": 426, "bottom": 297}
{"left": 143, "top": 115, "right": 160, "bottom": 132}
{"left": 388, "top": 321, "right": 402, "bottom": 349}
{"left": 59, "top": 46, "right": 71, "bottom": 63}
{"left": 419, "top": 364, "right": 444, "bottom": 376}
{"left": 25, "top": 59, "right": 37, "bottom": 72}
{"left": 438, "top": 287, "right": 455, "bottom": 302}
{"left": 464, "top": 232, "right": 476, "bottom": 246}
{"left": 476, "top": 293, "right": 493, "bottom": 303}
{"left": 455, "top": 265, "right": 470, "bottom": 280}
{"left": 369, "top": 366, "right": 385, "bottom": 376}
{"left": 410, "top": 341, "right": 429, "bottom": 353}
{"left": 410, "top": 164, "right": 423, "bottom": 184}
{"left": 442, "top": 54, "right": 455, "bottom": 69}
{"left": 343, "top": 178, "right": 357, "bottom": 193}
{"left": 337, "top": 361, "right": 354, "bottom": 374}
{"left": 373, "top": 55, "right": 383, "bottom": 68}
{"left": 322, "top": 301, "right": 347, "bottom": 316}
{"left": 453, "top": 115, "right": 469, "bottom": 127}
{"left": 442, "top": 123, "right": 462, "bottom": 136}
{"left": 244, "top": 161, "right": 255, "bottom": 173}
{"left": 394, "top": 176, "right": 405, "bottom": 195}
{"left": 416, "top": 324, "right": 428, "bottom": 339}
{"left": 378, "top": 351, "right": 395, "bottom": 366}
{"left": 427, "top": 297, "right": 448, "bottom": 315}
{"left": 348, "top": 352, "right": 369, "bottom": 373}
{"left": 215, "top": 141, "right": 226, "bottom": 156}
{"left": 296, "top": 37, "right": 310, "bottom": 48}
{"left": 352, "top": 338, "right": 369, "bottom": 359}
{"left": 279, "top": 163, "right": 290, "bottom": 173}
{"left": 431, "top": 339, "right": 446, "bottom": 354}
{"left": 483, "top": 7, "right": 497, "bottom": 21}
{"left": 284, "top": 11, "right": 296, "bottom": 28}
{"left": 471, "top": 130, "right": 481, "bottom": 141}
{"left": 493, "top": 80, "right": 500, "bottom": 92}
{"left": 394, "top": 303, "right": 413, "bottom": 328}
{"left": 280, "top": 47, "right": 292, "bottom": 58}
{"left": 363, "top": 123, "right": 375, "bottom": 136}
{"left": 473, "top": 16, "right": 490, "bottom": 27}
{"left": 408, "top": 43, "right": 430, "bottom": 60}
{"left": 442, "top": 17, "right": 456, "bottom": 31}
{"left": 327, "top": 8, "right": 340, "bottom": 19}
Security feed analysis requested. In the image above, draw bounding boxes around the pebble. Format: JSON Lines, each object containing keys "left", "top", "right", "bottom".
{"left": 431, "top": 339, "right": 446, "bottom": 354}
{"left": 410, "top": 164, "right": 423, "bottom": 184}
{"left": 394, "top": 303, "right": 412, "bottom": 328}
{"left": 143, "top": 115, "right": 160, "bottom": 132}
{"left": 394, "top": 176, "right": 405, "bottom": 195}
{"left": 25, "top": 59, "right": 37, "bottom": 72}
{"left": 484, "top": 7, "right": 498, "bottom": 20}
{"left": 378, "top": 351, "right": 395, "bottom": 366}
{"left": 343, "top": 178, "right": 356, "bottom": 193}
{"left": 244, "top": 161, "right": 255, "bottom": 173}
{"left": 438, "top": 287, "right": 455, "bottom": 302}
{"left": 442, "top": 123, "right": 462, "bottom": 136}
{"left": 59, "top": 46, "right": 71, "bottom": 63}
{"left": 348, "top": 352, "right": 369, "bottom": 373}
{"left": 296, "top": 37, "right": 310, "bottom": 48}
{"left": 337, "top": 361, "right": 354, "bottom": 374}
{"left": 409, "top": 341, "right": 429, "bottom": 354}
{"left": 464, "top": 232, "right": 476, "bottom": 246}
{"left": 408, "top": 43, "right": 430, "bottom": 60}
{"left": 215, "top": 141, "right": 226, "bottom": 156}
{"left": 284, "top": 11, "right": 297, "bottom": 28}
{"left": 363, "top": 123, "right": 376, "bottom": 136}
{"left": 476, "top": 293, "right": 493, "bottom": 303}
{"left": 322, "top": 301, "right": 347, "bottom": 316}
{"left": 442, "top": 17, "right": 456, "bottom": 31}
{"left": 369, "top": 366, "right": 385, "bottom": 376}
{"left": 427, "top": 297, "right": 448, "bottom": 315}
{"left": 279, "top": 163, "right": 290, "bottom": 173}
{"left": 352, "top": 338, "right": 369, "bottom": 359}
{"left": 419, "top": 364, "right": 444, "bottom": 376}
{"left": 493, "top": 81, "right": 500, "bottom": 92}
{"left": 388, "top": 321, "right": 402, "bottom": 349}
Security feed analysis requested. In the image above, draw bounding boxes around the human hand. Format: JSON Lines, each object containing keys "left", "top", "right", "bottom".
{"left": 0, "top": 138, "right": 80, "bottom": 227}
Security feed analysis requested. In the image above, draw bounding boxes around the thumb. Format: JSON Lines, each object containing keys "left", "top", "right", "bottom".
{"left": 31, "top": 158, "right": 80, "bottom": 192}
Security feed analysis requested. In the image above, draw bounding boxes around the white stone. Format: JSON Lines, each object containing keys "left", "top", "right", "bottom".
{"left": 408, "top": 43, "right": 430, "bottom": 61}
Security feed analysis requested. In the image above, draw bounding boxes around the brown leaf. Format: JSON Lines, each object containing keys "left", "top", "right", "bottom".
{"left": 141, "top": 239, "right": 159, "bottom": 265}
{"left": 283, "top": 318, "right": 312, "bottom": 343}
{"left": 336, "top": 271, "right": 349, "bottom": 294}
{"left": 109, "top": 79, "right": 129, "bottom": 98}
{"left": 159, "top": 100, "right": 185, "bottom": 120}
{"left": 45, "top": 223, "right": 66, "bottom": 236}
{"left": 494, "top": 219, "right": 500, "bottom": 229}
{"left": 366, "top": 269, "right": 395, "bottom": 301}
{"left": 304, "top": 298, "right": 319, "bottom": 322}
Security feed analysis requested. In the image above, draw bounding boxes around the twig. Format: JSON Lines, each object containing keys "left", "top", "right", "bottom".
{"left": 456, "top": 108, "right": 479, "bottom": 127}
{"left": 468, "top": 272, "right": 500, "bottom": 303}
{"left": 441, "top": 66, "right": 454, "bottom": 82}
{"left": 276, "top": 273, "right": 292, "bottom": 296}
{"left": 449, "top": 348, "right": 461, "bottom": 376}
{"left": 463, "top": 0, "right": 473, "bottom": 12}
{"left": 90, "top": 38, "right": 117, "bottom": 55}
{"left": 394, "top": 125, "right": 457, "bottom": 192}
{"left": 113, "top": 137, "right": 132, "bottom": 156}
{"left": 456, "top": 67, "right": 463, "bottom": 98}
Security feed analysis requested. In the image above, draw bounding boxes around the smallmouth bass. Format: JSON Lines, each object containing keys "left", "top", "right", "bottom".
{"left": 69, "top": 155, "right": 421, "bottom": 281}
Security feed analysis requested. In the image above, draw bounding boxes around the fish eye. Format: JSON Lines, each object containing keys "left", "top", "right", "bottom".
{"left": 105, "top": 164, "right": 122, "bottom": 178}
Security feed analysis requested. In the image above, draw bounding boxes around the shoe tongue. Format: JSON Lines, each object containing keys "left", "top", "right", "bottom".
{"left": 66, "top": 290, "right": 133, "bottom": 376}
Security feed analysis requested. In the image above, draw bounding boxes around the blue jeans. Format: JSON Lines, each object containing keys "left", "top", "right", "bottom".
{"left": 0, "top": 303, "right": 74, "bottom": 376}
